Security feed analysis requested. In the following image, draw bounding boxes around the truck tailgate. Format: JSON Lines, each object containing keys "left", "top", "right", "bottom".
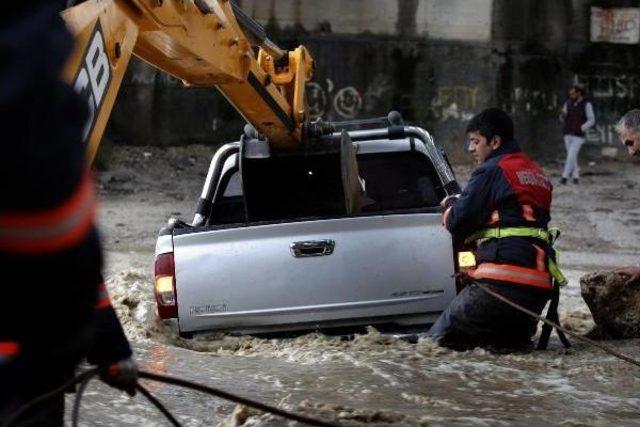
{"left": 174, "top": 213, "right": 456, "bottom": 333}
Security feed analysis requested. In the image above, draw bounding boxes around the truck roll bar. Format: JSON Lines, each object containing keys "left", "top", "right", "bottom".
{"left": 192, "top": 142, "right": 240, "bottom": 227}
{"left": 328, "top": 126, "right": 460, "bottom": 196}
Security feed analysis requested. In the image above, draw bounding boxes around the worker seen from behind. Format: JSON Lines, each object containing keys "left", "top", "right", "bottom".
{"left": 0, "top": 3, "right": 137, "bottom": 425}
{"left": 427, "top": 108, "right": 556, "bottom": 350}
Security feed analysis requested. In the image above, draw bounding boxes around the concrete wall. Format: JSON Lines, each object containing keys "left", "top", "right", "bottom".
{"left": 107, "top": 0, "right": 640, "bottom": 161}
{"left": 238, "top": 0, "right": 492, "bottom": 41}
{"left": 493, "top": 0, "right": 640, "bottom": 151}
{"left": 108, "top": 61, "right": 241, "bottom": 146}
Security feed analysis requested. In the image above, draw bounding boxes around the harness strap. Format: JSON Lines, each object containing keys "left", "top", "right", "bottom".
{"left": 465, "top": 226, "right": 550, "bottom": 245}
{"left": 548, "top": 256, "right": 568, "bottom": 286}
{"left": 464, "top": 226, "right": 568, "bottom": 286}
{"left": 537, "top": 283, "right": 571, "bottom": 349}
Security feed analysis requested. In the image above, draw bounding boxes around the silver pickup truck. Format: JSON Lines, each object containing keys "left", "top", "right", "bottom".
{"left": 154, "top": 120, "right": 463, "bottom": 336}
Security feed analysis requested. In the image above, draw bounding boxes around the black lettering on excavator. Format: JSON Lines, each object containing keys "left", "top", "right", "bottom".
{"left": 73, "top": 21, "right": 111, "bottom": 144}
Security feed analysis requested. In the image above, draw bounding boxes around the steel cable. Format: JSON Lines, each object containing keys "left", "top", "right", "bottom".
{"left": 138, "top": 370, "right": 341, "bottom": 427}
{"left": 71, "top": 373, "right": 95, "bottom": 427}
{"left": 3, "top": 368, "right": 340, "bottom": 427}
{"left": 136, "top": 384, "right": 182, "bottom": 427}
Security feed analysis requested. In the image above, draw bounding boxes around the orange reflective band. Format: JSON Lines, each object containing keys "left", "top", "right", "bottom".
{"left": 522, "top": 204, "right": 536, "bottom": 221}
{"left": 469, "top": 262, "right": 552, "bottom": 290}
{"left": 0, "top": 174, "right": 95, "bottom": 254}
{"left": 107, "top": 362, "right": 121, "bottom": 377}
{"left": 95, "top": 282, "right": 111, "bottom": 310}
{"left": 0, "top": 341, "right": 20, "bottom": 357}
{"left": 95, "top": 297, "right": 111, "bottom": 309}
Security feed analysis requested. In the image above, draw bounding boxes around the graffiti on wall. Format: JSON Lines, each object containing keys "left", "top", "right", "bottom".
{"left": 510, "top": 88, "right": 559, "bottom": 114}
{"left": 307, "top": 75, "right": 391, "bottom": 120}
{"left": 430, "top": 85, "right": 480, "bottom": 122}
{"left": 130, "top": 70, "right": 180, "bottom": 86}
{"left": 575, "top": 74, "right": 640, "bottom": 101}
{"left": 586, "top": 124, "right": 617, "bottom": 145}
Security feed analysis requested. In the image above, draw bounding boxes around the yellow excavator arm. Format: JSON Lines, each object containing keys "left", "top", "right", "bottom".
{"left": 61, "top": 0, "right": 314, "bottom": 162}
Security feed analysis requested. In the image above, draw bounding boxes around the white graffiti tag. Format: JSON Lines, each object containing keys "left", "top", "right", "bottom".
{"left": 306, "top": 81, "right": 327, "bottom": 119}
{"left": 333, "top": 87, "right": 362, "bottom": 119}
{"left": 305, "top": 75, "right": 390, "bottom": 120}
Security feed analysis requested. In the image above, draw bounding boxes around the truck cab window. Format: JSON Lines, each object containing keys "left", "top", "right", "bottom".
{"left": 210, "top": 148, "right": 443, "bottom": 225}
{"left": 358, "top": 151, "right": 442, "bottom": 212}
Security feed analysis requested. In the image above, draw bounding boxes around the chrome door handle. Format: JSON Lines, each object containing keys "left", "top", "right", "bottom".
{"left": 290, "top": 240, "right": 335, "bottom": 258}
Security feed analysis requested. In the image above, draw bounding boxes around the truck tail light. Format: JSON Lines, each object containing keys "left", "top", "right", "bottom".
{"left": 154, "top": 252, "right": 178, "bottom": 319}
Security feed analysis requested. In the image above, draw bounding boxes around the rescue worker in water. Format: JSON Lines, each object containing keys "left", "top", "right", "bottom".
{"left": 427, "top": 108, "right": 555, "bottom": 350}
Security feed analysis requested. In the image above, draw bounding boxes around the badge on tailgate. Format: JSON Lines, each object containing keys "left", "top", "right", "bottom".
{"left": 391, "top": 289, "right": 444, "bottom": 298}
{"left": 190, "top": 303, "right": 228, "bottom": 315}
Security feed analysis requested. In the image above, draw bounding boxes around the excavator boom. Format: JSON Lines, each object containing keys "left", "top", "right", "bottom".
{"left": 61, "top": 0, "right": 314, "bottom": 162}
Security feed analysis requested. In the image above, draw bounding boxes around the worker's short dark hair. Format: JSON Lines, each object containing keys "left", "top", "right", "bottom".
{"left": 571, "top": 85, "right": 586, "bottom": 96}
{"left": 466, "top": 107, "right": 514, "bottom": 142}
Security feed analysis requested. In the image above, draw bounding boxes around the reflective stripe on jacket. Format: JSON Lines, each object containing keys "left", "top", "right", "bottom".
{"left": 469, "top": 263, "right": 552, "bottom": 290}
{"left": 0, "top": 341, "right": 20, "bottom": 365}
{"left": 0, "top": 173, "right": 95, "bottom": 254}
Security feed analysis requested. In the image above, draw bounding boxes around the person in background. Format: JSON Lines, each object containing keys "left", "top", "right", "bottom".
{"left": 559, "top": 85, "right": 595, "bottom": 185}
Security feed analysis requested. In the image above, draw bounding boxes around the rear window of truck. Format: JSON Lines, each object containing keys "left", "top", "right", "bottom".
{"left": 358, "top": 152, "right": 442, "bottom": 212}
{"left": 209, "top": 151, "right": 444, "bottom": 226}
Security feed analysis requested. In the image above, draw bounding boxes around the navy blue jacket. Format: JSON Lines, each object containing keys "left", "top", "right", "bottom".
{"left": 444, "top": 139, "right": 553, "bottom": 272}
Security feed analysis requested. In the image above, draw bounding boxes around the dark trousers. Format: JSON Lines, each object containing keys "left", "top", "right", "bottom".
{"left": 427, "top": 281, "right": 551, "bottom": 351}
{"left": 0, "top": 376, "right": 66, "bottom": 427}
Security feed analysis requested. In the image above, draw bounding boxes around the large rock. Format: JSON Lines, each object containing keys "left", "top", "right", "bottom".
{"left": 580, "top": 270, "right": 640, "bottom": 339}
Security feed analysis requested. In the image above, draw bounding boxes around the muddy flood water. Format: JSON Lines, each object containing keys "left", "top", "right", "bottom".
{"left": 64, "top": 149, "right": 640, "bottom": 425}
{"left": 66, "top": 261, "right": 640, "bottom": 426}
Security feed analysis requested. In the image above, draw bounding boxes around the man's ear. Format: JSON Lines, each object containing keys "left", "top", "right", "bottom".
{"left": 490, "top": 135, "right": 502, "bottom": 150}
